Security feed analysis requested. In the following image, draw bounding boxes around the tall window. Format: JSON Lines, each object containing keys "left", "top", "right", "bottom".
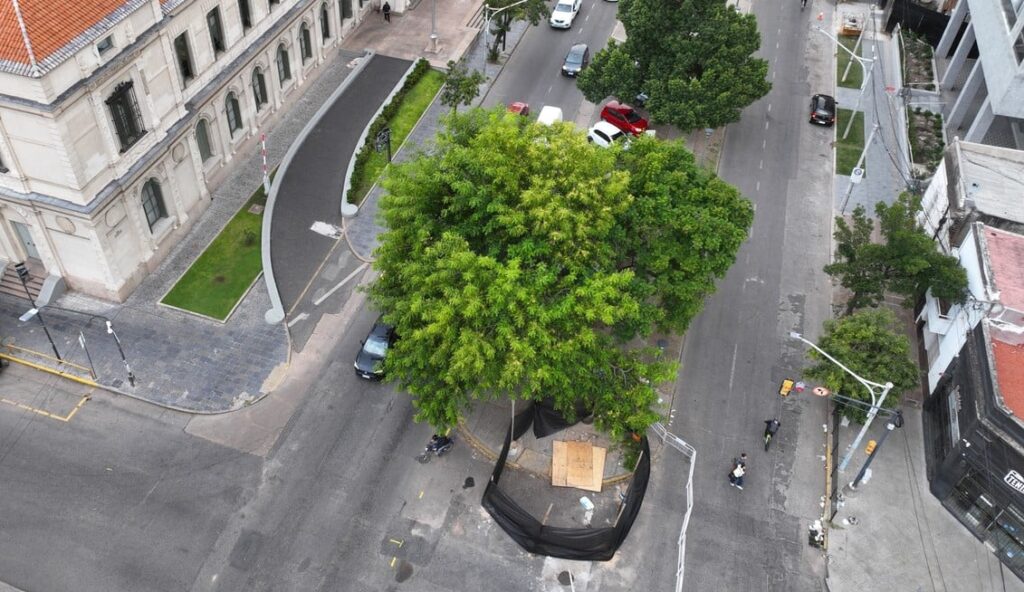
{"left": 238, "top": 0, "right": 252, "bottom": 29}
{"left": 276, "top": 44, "right": 291, "bottom": 83}
{"left": 141, "top": 179, "right": 168, "bottom": 231}
{"left": 341, "top": 0, "right": 352, "bottom": 19}
{"left": 252, "top": 68, "right": 268, "bottom": 110}
{"left": 196, "top": 119, "right": 214, "bottom": 162}
{"left": 207, "top": 8, "right": 226, "bottom": 54}
{"left": 226, "top": 92, "right": 243, "bottom": 136}
{"left": 320, "top": 4, "right": 330, "bottom": 42}
{"left": 106, "top": 81, "right": 146, "bottom": 152}
{"left": 300, "top": 24, "right": 313, "bottom": 62}
{"left": 173, "top": 33, "right": 194, "bottom": 85}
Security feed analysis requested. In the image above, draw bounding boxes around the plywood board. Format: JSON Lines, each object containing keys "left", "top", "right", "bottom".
{"left": 552, "top": 440, "right": 569, "bottom": 487}
{"left": 590, "top": 446, "right": 607, "bottom": 493}
{"left": 566, "top": 441, "right": 594, "bottom": 487}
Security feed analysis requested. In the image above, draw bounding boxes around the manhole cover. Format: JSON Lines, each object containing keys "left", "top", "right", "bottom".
{"left": 463, "top": 477, "right": 475, "bottom": 489}
{"left": 248, "top": 204, "right": 265, "bottom": 215}
{"left": 557, "top": 571, "right": 573, "bottom": 586}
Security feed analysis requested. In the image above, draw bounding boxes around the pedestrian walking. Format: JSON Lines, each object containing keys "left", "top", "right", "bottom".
{"left": 728, "top": 453, "right": 748, "bottom": 490}
{"left": 382, "top": 1, "right": 391, "bottom": 22}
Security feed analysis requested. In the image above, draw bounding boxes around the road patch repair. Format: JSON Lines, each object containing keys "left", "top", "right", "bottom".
{"left": 0, "top": 350, "right": 94, "bottom": 423}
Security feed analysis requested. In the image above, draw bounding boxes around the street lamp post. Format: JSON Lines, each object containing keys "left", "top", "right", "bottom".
{"left": 484, "top": 0, "right": 531, "bottom": 67}
{"left": 789, "top": 331, "right": 893, "bottom": 473}
{"left": 105, "top": 321, "right": 136, "bottom": 388}
{"left": 13, "top": 262, "right": 61, "bottom": 361}
{"left": 814, "top": 26, "right": 876, "bottom": 141}
{"left": 430, "top": 0, "right": 438, "bottom": 53}
{"left": 849, "top": 410, "right": 904, "bottom": 489}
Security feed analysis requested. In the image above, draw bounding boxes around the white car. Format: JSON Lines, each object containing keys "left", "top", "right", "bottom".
{"left": 587, "top": 121, "right": 629, "bottom": 148}
{"left": 549, "top": 0, "right": 581, "bottom": 28}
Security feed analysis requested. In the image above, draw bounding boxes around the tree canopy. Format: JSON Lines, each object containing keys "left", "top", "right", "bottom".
{"left": 803, "top": 309, "right": 919, "bottom": 423}
{"left": 577, "top": 0, "right": 770, "bottom": 131}
{"left": 826, "top": 193, "right": 968, "bottom": 314}
{"left": 369, "top": 108, "right": 752, "bottom": 436}
{"left": 485, "top": 0, "right": 548, "bottom": 62}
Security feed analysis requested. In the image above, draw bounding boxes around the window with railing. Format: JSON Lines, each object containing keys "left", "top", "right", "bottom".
{"left": 106, "top": 81, "right": 146, "bottom": 152}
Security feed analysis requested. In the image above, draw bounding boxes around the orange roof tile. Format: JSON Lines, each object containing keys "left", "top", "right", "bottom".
{"left": 0, "top": 0, "right": 135, "bottom": 75}
{"left": 993, "top": 338, "right": 1024, "bottom": 419}
{"left": 985, "top": 227, "right": 1024, "bottom": 312}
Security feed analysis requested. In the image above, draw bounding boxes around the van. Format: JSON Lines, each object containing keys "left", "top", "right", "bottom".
{"left": 537, "top": 106, "right": 563, "bottom": 126}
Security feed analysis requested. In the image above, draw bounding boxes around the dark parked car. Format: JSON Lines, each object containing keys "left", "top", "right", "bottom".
{"left": 562, "top": 43, "right": 589, "bottom": 77}
{"left": 600, "top": 101, "right": 649, "bottom": 135}
{"left": 354, "top": 316, "right": 397, "bottom": 380}
{"left": 809, "top": 94, "right": 836, "bottom": 126}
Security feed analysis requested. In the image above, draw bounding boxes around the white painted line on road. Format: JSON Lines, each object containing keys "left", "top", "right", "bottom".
{"left": 586, "top": 13, "right": 590, "bottom": 20}
{"left": 776, "top": 41, "right": 780, "bottom": 49}
{"left": 772, "top": 70, "right": 776, "bottom": 81}
{"left": 756, "top": 181, "right": 760, "bottom": 192}
{"left": 759, "top": 159, "right": 764, "bottom": 169}
{"left": 547, "top": 85, "right": 553, "bottom": 95}
{"left": 310, "top": 221, "right": 343, "bottom": 239}
{"left": 728, "top": 344, "right": 739, "bottom": 392}
{"left": 767, "top": 103, "right": 772, "bottom": 113}
{"left": 764, "top": 120, "right": 769, "bottom": 130}
{"left": 314, "top": 262, "right": 369, "bottom": 306}
{"left": 762, "top": 139, "right": 767, "bottom": 150}
{"left": 287, "top": 312, "right": 309, "bottom": 327}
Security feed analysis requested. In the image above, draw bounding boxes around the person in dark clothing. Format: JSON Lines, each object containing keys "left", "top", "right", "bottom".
{"left": 764, "top": 418, "right": 781, "bottom": 450}
{"left": 728, "top": 453, "right": 748, "bottom": 490}
{"left": 382, "top": 1, "right": 391, "bottom": 22}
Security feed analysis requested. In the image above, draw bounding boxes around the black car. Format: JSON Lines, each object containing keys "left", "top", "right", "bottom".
{"left": 562, "top": 43, "right": 589, "bottom": 77}
{"left": 354, "top": 316, "right": 396, "bottom": 380}
{"left": 809, "top": 94, "right": 836, "bottom": 126}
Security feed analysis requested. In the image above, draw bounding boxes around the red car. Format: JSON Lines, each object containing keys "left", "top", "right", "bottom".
{"left": 600, "top": 101, "right": 648, "bottom": 136}
{"left": 508, "top": 101, "right": 530, "bottom": 116}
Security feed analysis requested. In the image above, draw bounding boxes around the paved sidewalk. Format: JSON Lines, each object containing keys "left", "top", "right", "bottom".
{"left": 0, "top": 49, "right": 369, "bottom": 412}
{"left": 819, "top": 3, "right": 1024, "bottom": 588}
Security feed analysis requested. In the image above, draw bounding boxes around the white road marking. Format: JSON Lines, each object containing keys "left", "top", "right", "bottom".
{"left": 762, "top": 139, "right": 767, "bottom": 149}
{"left": 310, "top": 221, "right": 343, "bottom": 239}
{"left": 287, "top": 312, "right": 309, "bottom": 327}
{"left": 767, "top": 103, "right": 772, "bottom": 113}
{"left": 756, "top": 181, "right": 760, "bottom": 192}
{"left": 759, "top": 159, "right": 764, "bottom": 169}
{"left": 764, "top": 120, "right": 769, "bottom": 130}
{"left": 314, "top": 262, "right": 369, "bottom": 306}
{"left": 728, "top": 344, "right": 739, "bottom": 391}
{"left": 547, "top": 85, "right": 553, "bottom": 95}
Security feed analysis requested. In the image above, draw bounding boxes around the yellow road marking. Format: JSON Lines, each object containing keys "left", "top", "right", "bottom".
{"left": 418, "top": 490, "right": 424, "bottom": 499}
{"left": 390, "top": 556, "right": 397, "bottom": 568}
{"left": 0, "top": 391, "right": 91, "bottom": 423}
{"left": 388, "top": 538, "right": 404, "bottom": 547}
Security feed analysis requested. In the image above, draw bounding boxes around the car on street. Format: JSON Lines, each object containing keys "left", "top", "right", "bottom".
{"left": 561, "top": 43, "right": 589, "bottom": 77}
{"left": 354, "top": 316, "right": 397, "bottom": 380}
{"left": 809, "top": 94, "right": 836, "bottom": 126}
{"left": 549, "top": 0, "right": 581, "bottom": 28}
{"left": 587, "top": 121, "right": 629, "bottom": 148}
{"left": 508, "top": 101, "right": 530, "bottom": 116}
{"left": 600, "top": 101, "right": 648, "bottom": 135}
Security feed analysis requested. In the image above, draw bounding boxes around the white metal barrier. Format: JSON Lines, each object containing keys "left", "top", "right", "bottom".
{"left": 650, "top": 422, "right": 697, "bottom": 592}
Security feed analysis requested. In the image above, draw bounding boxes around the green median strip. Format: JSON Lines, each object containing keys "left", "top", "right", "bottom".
{"left": 836, "top": 37, "right": 864, "bottom": 90}
{"left": 347, "top": 62, "right": 445, "bottom": 206}
{"left": 161, "top": 173, "right": 274, "bottom": 321}
{"left": 835, "top": 108, "right": 865, "bottom": 176}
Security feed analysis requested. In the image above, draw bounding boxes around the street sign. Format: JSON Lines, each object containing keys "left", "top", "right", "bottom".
{"left": 375, "top": 127, "right": 393, "bottom": 162}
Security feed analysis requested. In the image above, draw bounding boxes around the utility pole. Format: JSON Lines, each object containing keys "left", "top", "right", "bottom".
{"left": 840, "top": 124, "right": 879, "bottom": 214}
{"left": 14, "top": 262, "right": 61, "bottom": 361}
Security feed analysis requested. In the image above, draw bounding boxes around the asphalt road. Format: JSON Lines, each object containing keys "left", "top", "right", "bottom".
{"left": 671, "top": 2, "right": 839, "bottom": 590}
{"left": 482, "top": 0, "right": 621, "bottom": 125}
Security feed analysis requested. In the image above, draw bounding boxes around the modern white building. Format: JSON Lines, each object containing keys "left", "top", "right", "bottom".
{"left": 935, "top": 0, "right": 1024, "bottom": 148}
{"left": 917, "top": 139, "right": 1024, "bottom": 393}
{"left": 0, "top": 0, "right": 370, "bottom": 301}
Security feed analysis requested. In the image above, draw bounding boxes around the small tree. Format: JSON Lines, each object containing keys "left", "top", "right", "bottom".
{"left": 825, "top": 192, "right": 968, "bottom": 314}
{"left": 485, "top": 0, "right": 548, "bottom": 63}
{"left": 441, "top": 59, "right": 486, "bottom": 113}
{"left": 804, "top": 309, "right": 919, "bottom": 423}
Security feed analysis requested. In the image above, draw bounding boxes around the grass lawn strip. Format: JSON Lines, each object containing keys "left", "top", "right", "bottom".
{"left": 835, "top": 108, "right": 866, "bottom": 176}
{"left": 161, "top": 177, "right": 271, "bottom": 321}
{"left": 837, "top": 37, "right": 864, "bottom": 90}
{"left": 349, "top": 69, "right": 445, "bottom": 205}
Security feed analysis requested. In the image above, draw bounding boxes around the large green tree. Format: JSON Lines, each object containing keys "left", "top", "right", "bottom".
{"left": 826, "top": 193, "right": 968, "bottom": 314}
{"left": 577, "top": 0, "right": 770, "bottom": 131}
{"left": 804, "top": 309, "right": 919, "bottom": 423}
{"left": 369, "top": 108, "right": 752, "bottom": 436}
{"left": 441, "top": 58, "right": 486, "bottom": 113}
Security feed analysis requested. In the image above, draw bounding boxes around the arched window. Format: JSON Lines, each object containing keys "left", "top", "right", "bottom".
{"left": 320, "top": 4, "right": 330, "bottom": 42}
{"left": 141, "top": 179, "right": 168, "bottom": 231}
{"left": 196, "top": 119, "right": 214, "bottom": 162}
{"left": 300, "top": 24, "right": 313, "bottom": 62}
{"left": 251, "top": 68, "right": 268, "bottom": 110}
{"left": 226, "top": 92, "right": 243, "bottom": 136}
{"left": 276, "top": 44, "right": 291, "bottom": 83}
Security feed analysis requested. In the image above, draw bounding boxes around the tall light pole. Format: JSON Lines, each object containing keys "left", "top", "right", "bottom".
{"left": 484, "top": 0, "right": 531, "bottom": 67}
{"left": 106, "top": 320, "right": 136, "bottom": 388}
{"left": 789, "top": 331, "right": 893, "bottom": 472}
{"left": 430, "top": 0, "right": 438, "bottom": 53}
{"left": 814, "top": 26, "right": 876, "bottom": 141}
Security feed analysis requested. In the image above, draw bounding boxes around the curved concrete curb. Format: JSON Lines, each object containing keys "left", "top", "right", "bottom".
{"left": 261, "top": 50, "right": 377, "bottom": 326}
{"left": 339, "top": 59, "right": 420, "bottom": 218}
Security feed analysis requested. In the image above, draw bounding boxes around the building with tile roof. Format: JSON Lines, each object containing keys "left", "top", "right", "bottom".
{"left": 919, "top": 140, "right": 1024, "bottom": 578}
{"left": 0, "top": 0, "right": 370, "bottom": 300}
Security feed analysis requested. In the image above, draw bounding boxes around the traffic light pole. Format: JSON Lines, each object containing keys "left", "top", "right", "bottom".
{"left": 849, "top": 410, "right": 904, "bottom": 489}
